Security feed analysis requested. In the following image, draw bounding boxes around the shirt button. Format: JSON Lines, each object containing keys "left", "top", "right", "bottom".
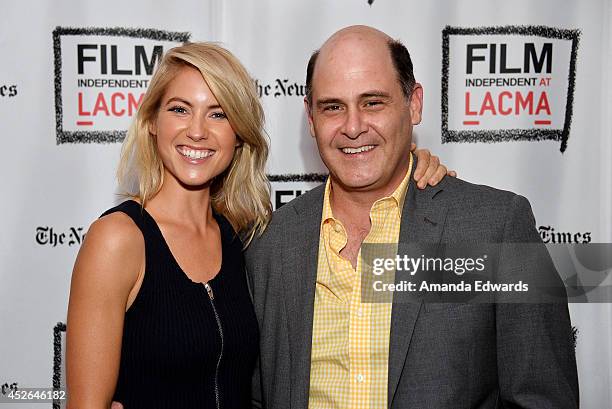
{"left": 356, "top": 309, "right": 363, "bottom": 317}
{"left": 356, "top": 374, "right": 365, "bottom": 383}
{"left": 333, "top": 223, "right": 342, "bottom": 233}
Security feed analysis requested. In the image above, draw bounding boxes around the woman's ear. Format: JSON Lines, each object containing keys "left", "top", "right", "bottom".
{"left": 149, "top": 120, "right": 158, "bottom": 137}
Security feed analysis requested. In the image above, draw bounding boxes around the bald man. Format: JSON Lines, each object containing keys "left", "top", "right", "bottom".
{"left": 246, "top": 26, "right": 578, "bottom": 409}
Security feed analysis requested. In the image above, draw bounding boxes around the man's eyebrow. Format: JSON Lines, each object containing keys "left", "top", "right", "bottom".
{"left": 360, "top": 91, "right": 391, "bottom": 99}
{"left": 316, "top": 97, "right": 344, "bottom": 107}
{"left": 315, "top": 92, "right": 392, "bottom": 106}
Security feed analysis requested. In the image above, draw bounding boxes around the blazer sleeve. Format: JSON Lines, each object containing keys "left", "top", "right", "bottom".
{"left": 495, "top": 194, "right": 579, "bottom": 408}
{"left": 244, "top": 250, "right": 264, "bottom": 409}
{"left": 250, "top": 354, "right": 264, "bottom": 409}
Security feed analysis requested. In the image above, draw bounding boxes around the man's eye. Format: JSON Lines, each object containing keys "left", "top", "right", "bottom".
{"left": 324, "top": 105, "right": 341, "bottom": 112}
{"left": 365, "top": 100, "right": 382, "bottom": 107}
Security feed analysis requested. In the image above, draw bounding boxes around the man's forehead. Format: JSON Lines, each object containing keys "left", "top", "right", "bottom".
{"left": 307, "top": 25, "right": 407, "bottom": 102}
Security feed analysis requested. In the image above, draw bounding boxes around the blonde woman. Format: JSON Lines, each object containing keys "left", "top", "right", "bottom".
{"left": 66, "top": 42, "right": 449, "bottom": 409}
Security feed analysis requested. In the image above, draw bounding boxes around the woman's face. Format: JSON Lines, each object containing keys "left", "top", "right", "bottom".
{"left": 150, "top": 65, "right": 237, "bottom": 189}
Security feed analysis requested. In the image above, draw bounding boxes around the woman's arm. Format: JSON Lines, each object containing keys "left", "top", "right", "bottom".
{"left": 410, "top": 143, "right": 457, "bottom": 189}
{"left": 66, "top": 212, "right": 144, "bottom": 409}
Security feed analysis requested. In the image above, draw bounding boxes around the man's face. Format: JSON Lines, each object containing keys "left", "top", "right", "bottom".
{"left": 306, "top": 36, "right": 423, "bottom": 195}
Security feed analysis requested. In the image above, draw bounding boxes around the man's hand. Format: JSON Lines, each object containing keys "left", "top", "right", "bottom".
{"left": 411, "top": 143, "right": 456, "bottom": 189}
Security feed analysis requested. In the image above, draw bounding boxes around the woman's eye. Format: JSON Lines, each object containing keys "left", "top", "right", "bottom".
{"left": 169, "top": 106, "right": 187, "bottom": 114}
{"left": 211, "top": 111, "right": 227, "bottom": 119}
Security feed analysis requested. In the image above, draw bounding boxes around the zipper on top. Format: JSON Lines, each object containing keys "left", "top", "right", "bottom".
{"left": 204, "top": 282, "right": 224, "bottom": 409}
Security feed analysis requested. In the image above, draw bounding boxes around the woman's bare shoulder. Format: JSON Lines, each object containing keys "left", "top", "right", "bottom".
{"left": 90, "top": 210, "right": 143, "bottom": 249}
{"left": 73, "top": 211, "right": 144, "bottom": 287}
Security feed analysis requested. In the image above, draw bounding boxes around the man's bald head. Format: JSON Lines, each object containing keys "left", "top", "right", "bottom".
{"left": 321, "top": 25, "right": 392, "bottom": 50}
{"left": 305, "top": 25, "right": 416, "bottom": 105}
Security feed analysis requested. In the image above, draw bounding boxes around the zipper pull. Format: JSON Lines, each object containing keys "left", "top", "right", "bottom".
{"left": 204, "top": 282, "right": 214, "bottom": 300}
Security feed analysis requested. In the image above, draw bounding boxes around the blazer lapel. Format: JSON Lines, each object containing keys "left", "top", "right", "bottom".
{"left": 387, "top": 166, "right": 448, "bottom": 407}
{"left": 283, "top": 184, "right": 325, "bottom": 409}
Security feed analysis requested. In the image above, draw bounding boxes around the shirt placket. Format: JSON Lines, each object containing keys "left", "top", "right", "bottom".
{"left": 350, "top": 250, "right": 373, "bottom": 409}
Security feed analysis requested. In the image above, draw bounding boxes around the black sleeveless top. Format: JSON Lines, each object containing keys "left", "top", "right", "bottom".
{"left": 101, "top": 200, "right": 258, "bottom": 409}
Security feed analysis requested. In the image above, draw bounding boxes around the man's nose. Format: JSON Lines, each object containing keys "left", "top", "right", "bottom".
{"left": 341, "top": 107, "right": 367, "bottom": 139}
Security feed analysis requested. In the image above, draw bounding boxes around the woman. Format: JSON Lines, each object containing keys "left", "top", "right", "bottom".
{"left": 66, "top": 42, "right": 449, "bottom": 409}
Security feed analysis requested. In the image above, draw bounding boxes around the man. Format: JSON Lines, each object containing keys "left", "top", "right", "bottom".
{"left": 246, "top": 25, "right": 578, "bottom": 408}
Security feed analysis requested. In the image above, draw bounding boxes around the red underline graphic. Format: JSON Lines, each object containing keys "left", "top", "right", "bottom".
{"left": 77, "top": 121, "right": 94, "bottom": 126}
{"left": 534, "top": 120, "right": 551, "bottom": 125}
{"left": 463, "top": 120, "right": 480, "bottom": 125}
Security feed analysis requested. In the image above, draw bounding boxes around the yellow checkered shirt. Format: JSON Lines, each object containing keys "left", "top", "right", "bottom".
{"left": 308, "top": 154, "right": 413, "bottom": 409}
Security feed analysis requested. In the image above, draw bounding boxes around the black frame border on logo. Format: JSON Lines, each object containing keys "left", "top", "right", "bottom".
{"left": 441, "top": 25, "right": 580, "bottom": 153}
{"left": 52, "top": 27, "right": 191, "bottom": 144}
{"left": 267, "top": 173, "right": 327, "bottom": 183}
{"left": 52, "top": 322, "right": 65, "bottom": 409}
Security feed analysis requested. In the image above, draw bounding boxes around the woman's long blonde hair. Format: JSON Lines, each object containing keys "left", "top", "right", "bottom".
{"left": 117, "top": 42, "right": 271, "bottom": 245}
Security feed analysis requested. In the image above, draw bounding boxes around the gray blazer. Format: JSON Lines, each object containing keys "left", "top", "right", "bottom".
{"left": 246, "top": 160, "right": 579, "bottom": 409}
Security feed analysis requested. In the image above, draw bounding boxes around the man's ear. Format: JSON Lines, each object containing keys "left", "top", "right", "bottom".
{"left": 304, "top": 98, "right": 316, "bottom": 138}
{"left": 409, "top": 83, "right": 423, "bottom": 126}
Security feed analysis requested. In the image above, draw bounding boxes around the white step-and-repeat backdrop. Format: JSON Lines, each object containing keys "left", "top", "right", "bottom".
{"left": 1, "top": 0, "right": 610, "bottom": 407}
